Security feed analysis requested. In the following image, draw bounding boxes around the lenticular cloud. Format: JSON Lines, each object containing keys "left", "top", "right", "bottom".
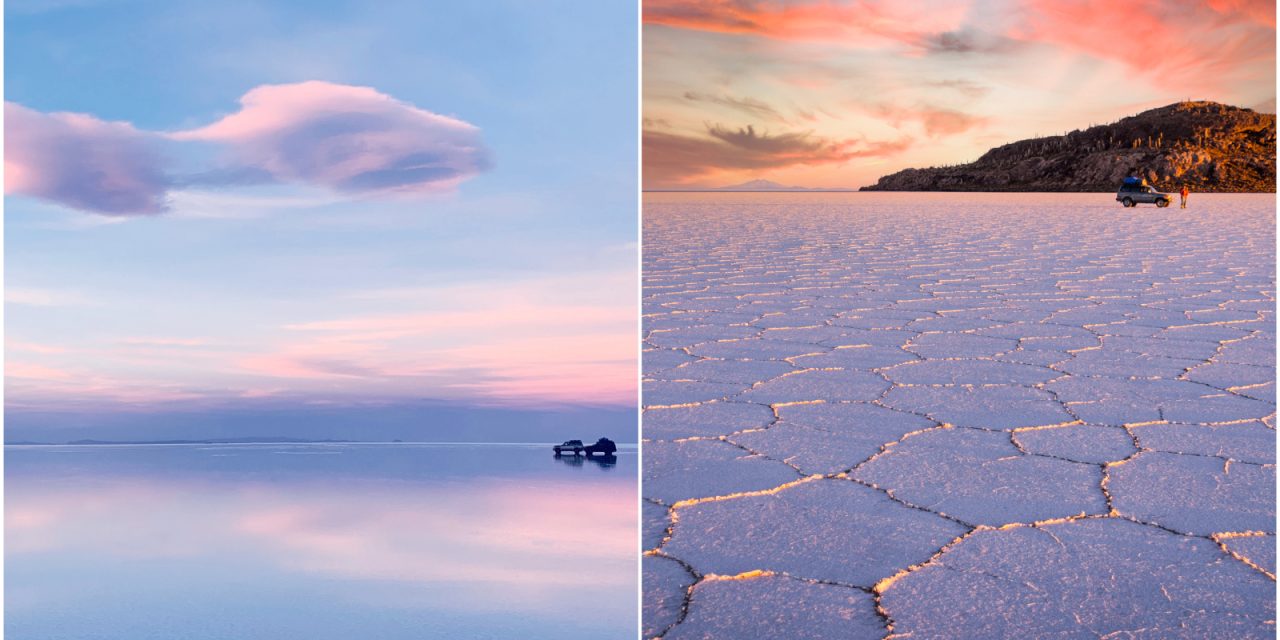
{"left": 4, "top": 82, "right": 490, "bottom": 216}
{"left": 174, "top": 81, "right": 491, "bottom": 194}
{"left": 4, "top": 103, "right": 171, "bottom": 215}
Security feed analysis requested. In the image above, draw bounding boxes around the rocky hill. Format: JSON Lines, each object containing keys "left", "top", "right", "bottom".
{"left": 861, "top": 102, "right": 1276, "bottom": 192}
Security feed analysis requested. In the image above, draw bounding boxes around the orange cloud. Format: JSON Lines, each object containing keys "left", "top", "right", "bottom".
{"left": 1010, "top": 0, "right": 1275, "bottom": 91}
{"left": 644, "top": 124, "right": 911, "bottom": 187}
{"left": 644, "top": 0, "right": 970, "bottom": 49}
{"left": 872, "top": 105, "right": 990, "bottom": 137}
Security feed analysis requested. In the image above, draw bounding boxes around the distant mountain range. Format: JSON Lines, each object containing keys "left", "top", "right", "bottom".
{"left": 862, "top": 101, "right": 1276, "bottom": 192}
{"left": 5, "top": 401, "right": 637, "bottom": 445}
{"left": 713, "top": 179, "right": 854, "bottom": 192}
{"left": 7, "top": 437, "right": 357, "bottom": 446}
{"left": 645, "top": 179, "right": 855, "bottom": 192}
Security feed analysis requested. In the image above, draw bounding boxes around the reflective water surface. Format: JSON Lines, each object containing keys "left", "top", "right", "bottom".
{"left": 6, "top": 443, "right": 637, "bottom": 639}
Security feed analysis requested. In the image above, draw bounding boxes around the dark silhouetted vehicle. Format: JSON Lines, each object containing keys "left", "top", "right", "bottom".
{"left": 584, "top": 437, "right": 617, "bottom": 456}
{"left": 553, "top": 439, "right": 585, "bottom": 455}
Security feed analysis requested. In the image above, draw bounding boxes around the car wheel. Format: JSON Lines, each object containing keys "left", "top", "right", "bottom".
{"left": 1122, "top": 198, "right": 1133, "bottom": 207}
{"left": 1156, "top": 199, "right": 1169, "bottom": 208}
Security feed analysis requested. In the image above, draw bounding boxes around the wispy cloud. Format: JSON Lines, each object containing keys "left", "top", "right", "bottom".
{"left": 5, "top": 287, "right": 92, "bottom": 307}
{"left": 118, "top": 337, "right": 210, "bottom": 347}
{"left": 7, "top": 270, "right": 636, "bottom": 412}
{"left": 682, "top": 92, "right": 786, "bottom": 122}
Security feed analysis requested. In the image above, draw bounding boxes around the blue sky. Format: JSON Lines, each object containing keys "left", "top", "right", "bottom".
{"left": 5, "top": 0, "right": 638, "bottom": 441}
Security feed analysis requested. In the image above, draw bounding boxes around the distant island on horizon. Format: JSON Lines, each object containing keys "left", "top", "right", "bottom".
{"left": 861, "top": 101, "right": 1276, "bottom": 193}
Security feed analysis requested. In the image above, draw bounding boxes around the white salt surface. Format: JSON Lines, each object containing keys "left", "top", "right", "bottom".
{"left": 666, "top": 575, "right": 884, "bottom": 640}
{"left": 642, "top": 192, "right": 1275, "bottom": 638}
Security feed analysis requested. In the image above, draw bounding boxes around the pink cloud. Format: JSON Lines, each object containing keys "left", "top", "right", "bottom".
{"left": 6, "top": 82, "right": 490, "bottom": 215}
{"left": 4, "top": 102, "right": 170, "bottom": 215}
{"left": 238, "top": 298, "right": 636, "bottom": 407}
{"left": 6, "top": 361, "right": 75, "bottom": 381}
{"left": 117, "top": 337, "right": 209, "bottom": 347}
{"left": 5, "top": 362, "right": 219, "bottom": 409}
{"left": 1207, "top": 0, "right": 1274, "bottom": 27}
{"left": 173, "top": 81, "right": 491, "bottom": 194}
{"left": 6, "top": 340, "right": 70, "bottom": 354}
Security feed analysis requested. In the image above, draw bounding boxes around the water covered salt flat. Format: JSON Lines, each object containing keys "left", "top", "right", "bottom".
{"left": 6, "top": 443, "right": 637, "bottom": 639}
{"left": 642, "top": 192, "right": 1275, "bottom": 639}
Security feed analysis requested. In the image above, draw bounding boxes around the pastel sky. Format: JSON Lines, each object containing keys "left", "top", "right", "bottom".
{"left": 6, "top": 0, "right": 637, "bottom": 439}
{"left": 643, "top": 0, "right": 1277, "bottom": 189}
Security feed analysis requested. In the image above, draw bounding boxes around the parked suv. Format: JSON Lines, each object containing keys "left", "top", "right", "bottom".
{"left": 553, "top": 439, "right": 585, "bottom": 455}
{"left": 1116, "top": 183, "right": 1171, "bottom": 208}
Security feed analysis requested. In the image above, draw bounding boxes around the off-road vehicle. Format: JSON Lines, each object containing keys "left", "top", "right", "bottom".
{"left": 553, "top": 439, "right": 585, "bottom": 455}
{"left": 1117, "top": 182, "right": 1171, "bottom": 208}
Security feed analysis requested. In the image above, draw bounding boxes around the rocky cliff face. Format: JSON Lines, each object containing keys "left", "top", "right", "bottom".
{"left": 861, "top": 102, "right": 1276, "bottom": 192}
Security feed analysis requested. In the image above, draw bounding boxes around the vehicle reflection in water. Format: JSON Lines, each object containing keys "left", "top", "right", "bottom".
{"left": 554, "top": 453, "right": 618, "bottom": 470}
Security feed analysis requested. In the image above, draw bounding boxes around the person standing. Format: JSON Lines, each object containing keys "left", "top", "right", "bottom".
{"left": 1180, "top": 184, "right": 1190, "bottom": 208}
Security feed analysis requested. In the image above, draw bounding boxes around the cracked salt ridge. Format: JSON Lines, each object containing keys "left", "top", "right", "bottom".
{"left": 1216, "top": 533, "right": 1277, "bottom": 578}
{"left": 884, "top": 358, "right": 1060, "bottom": 385}
{"left": 732, "top": 403, "right": 936, "bottom": 476}
{"left": 1013, "top": 423, "right": 1138, "bottom": 463}
{"left": 1045, "top": 376, "right": 1274, "bottom": 425}
{"left": 881, "top": 384, "right": 1076, "bottom": 429}
{"left": 664, "top": 478, "right": 969, "bottom": 587}
{"left": 642, "top": 379, "right": 750, "bottom": 406}
{"left": 1107, "top": 451, "right": 1275, "bottom": 536}
{"left": 644, "top": 554, "right": 695, "bottom": 639}
{"left": 643, "top": 193, "right": 1275, "bottom": 639}
{"left": 854, "top": 427, "right": 1107, "bottom": 526}
{"left": 881, "top": 519, "right": 1275, "bottom": 639}
{"left": 735, "top": 369, "right": 891, "bottom": 404}
{"left": 643, "top": 499, "right": 671, "bottom": 551}
{"left": 644, "top": 401, "right": 775, "bottom": 440}
{"left": 643, "top": 438, "right": 799, "bottom": 506}
{"left": 667, "top": 573, "right": 883, "bottom": 640}
{"left": 1130, "top": 420, "right": 1276, "bottom": 465}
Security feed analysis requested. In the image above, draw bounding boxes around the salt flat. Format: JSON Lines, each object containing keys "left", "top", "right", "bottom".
{"left": 642, "top": 192, "right": 1275, "bottom": 639}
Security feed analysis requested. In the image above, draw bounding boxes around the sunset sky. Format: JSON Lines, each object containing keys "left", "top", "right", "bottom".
{"left": 643, "top": 0, "right": 1276, "bottom": 189}
{"left": 5, "top": 0, "right": 637, "bottom": 440}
